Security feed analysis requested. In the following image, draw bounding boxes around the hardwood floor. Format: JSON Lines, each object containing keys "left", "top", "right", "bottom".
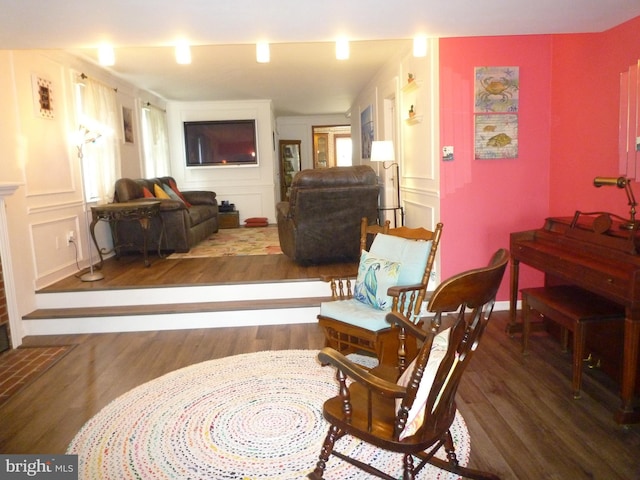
{"left": 8, "top": 254, "right": 640, "bottom": 478}
{"left": 1, "top": 312, "right": 639, "bottom": 479}
{"left": 39, "top": 253, "right": 358, "bottom": 292}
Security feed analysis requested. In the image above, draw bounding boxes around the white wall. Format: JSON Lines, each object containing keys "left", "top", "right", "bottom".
{"left": 167, "top": 100, "right": 278, "bottom": 223}
{"left": 0, "top": 49, "right": 164, "bottom": 344}
{"left": 350, "top": 41, "right": 441, "bottom": 284}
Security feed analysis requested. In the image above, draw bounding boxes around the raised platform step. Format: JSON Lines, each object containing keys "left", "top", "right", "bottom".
{"left": 22, "top": 305, "right": 323, "bottom": 336}
{"left": 24, "top": 280, "right": 333, "bottom": 337}
{"left": 34, "top": 280, "right": 329, "bottom": 309}
{"left": 24, "top": 296, "right": 332, "bottom": 320}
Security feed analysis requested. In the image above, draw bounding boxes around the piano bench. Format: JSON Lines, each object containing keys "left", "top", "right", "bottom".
{"left": 521, "top": 285, "right": 625, "bottom": 399}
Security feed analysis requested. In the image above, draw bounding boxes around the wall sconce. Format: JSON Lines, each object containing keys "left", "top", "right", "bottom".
{"left": 256, "top": 42, "right": 270, "bottom": 63}
{"left": 593, "top": 176, "right": 637, "bottom": 230}
{"left": 335, "top": 38, "right": 349, "bottom": 60}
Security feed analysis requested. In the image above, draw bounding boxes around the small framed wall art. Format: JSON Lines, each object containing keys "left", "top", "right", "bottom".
{"left": 122, "top": 106, "right": 134, "bottom": 143}
{"left": 360, "top": 105, "right": 373, "bottom": 160}
{"left": 32, "top": 74, "right": 54, "bottom": 119}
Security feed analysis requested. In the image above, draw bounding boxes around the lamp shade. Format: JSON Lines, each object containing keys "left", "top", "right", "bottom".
{"left": 370, "top": 140, "right": 395, "bottom": 163}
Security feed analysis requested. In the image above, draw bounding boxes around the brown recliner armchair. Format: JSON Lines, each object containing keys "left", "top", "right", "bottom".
{"left": 113, "top": 176, "right": 218, "bottom": 253}
{"left": 276, "top": 165, "right": 380, "bottom": 264}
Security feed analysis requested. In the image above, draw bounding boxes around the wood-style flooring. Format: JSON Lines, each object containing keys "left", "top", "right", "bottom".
{"left": 5, "top": 253, "right": 640, "bottom": 479}
{"left": 39, "top": 253, "right": 358, "bottom": 292}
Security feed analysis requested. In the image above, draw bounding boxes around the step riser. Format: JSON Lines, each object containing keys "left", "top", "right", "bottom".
{"left": 23, "top": 306, "right": 320, "bottom": 336}
{"left": 36, "top": 281, "right": 328, "bottom": 309}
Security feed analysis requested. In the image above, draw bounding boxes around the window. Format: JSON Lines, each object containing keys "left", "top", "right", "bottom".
{"left": 141, "top": 105, "right": 170, "bottom": 177}
{"left": 75, "top": 76, "right": 120, "bottom": 204}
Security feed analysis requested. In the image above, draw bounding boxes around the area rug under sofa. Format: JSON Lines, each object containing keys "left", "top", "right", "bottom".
{"left": 167, "top": 225, "right": 282, "bottom": 259}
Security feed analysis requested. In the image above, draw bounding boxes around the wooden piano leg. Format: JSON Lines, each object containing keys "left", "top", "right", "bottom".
{"left": 506, "top": 257, "right": 521, "bottom": 336}
{"left": 615, "top": 310, "right": 640, "bottom": 425}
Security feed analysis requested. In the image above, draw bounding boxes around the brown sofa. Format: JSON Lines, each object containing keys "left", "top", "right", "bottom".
{"left": 113, "top": 176, "right": 218, "bottom": 253}
{"left": 276, "top": 165, "right": 380, "bottom": 264}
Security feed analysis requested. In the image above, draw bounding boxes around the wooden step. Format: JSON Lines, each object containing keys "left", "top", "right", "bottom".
{"left": 24, "top": 296, "right": 333, "bottom": 320}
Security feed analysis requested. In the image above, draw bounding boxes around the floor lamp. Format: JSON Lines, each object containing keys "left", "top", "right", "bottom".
{"left": 370, "top": 140, "right": 404, "bottom": 227}
{"left": 76, "top": 125, "right": 104, "bottom": 282}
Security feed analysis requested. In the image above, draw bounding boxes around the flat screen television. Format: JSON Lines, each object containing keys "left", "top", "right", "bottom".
{"left": 184, "top": 119, "right": 258, "bottom": 166}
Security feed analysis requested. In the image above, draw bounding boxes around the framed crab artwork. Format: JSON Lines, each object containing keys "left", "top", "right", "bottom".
{"left": 474, "top": 66, "right": 519, "bottom": 113}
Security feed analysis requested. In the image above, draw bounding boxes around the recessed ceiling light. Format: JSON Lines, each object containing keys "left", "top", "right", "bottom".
{"left": 336, "top": 38, "right": 349, "bottom": 60}
{"left": 175, "top": 42, "right": 191, "bottom": 65}
{"left": 256, "top": 42, "right": 270, "bottom": 63}
{"left": 413, "top": 36, "right": 428, "bottom": 57}
{"left": 98, "top": 44, "right": 115, "bottom": 66}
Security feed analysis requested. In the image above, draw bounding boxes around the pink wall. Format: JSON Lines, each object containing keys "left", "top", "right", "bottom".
{"left": 549, "top": 16, "right": 640, "bottom": 217}
{"left": 439, "top": 17, "right": 640, "bottom": 301}
{"left": 439, "top": 35, "right": 553, "bottom": 300}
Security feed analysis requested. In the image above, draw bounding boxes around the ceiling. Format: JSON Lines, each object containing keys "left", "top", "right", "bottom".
{"left": 3, "top": 0, "right": 640, "bottom": 116}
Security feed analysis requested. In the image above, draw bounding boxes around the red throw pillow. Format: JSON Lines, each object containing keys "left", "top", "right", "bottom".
{"left": 245, "top": 222, "right": 268, "bottom": 228}
{"left": 168, "top": 179, "right": 192, "bottom": 207}
{"left": 244, "top": 218, "right": 269, "bottom": 228}
{"left": 142, "top": 186, "right": 155, "bottom": 198}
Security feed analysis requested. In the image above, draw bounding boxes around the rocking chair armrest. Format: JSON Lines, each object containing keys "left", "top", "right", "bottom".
{"left": 317, "top": 347, "right": 406, "bottom": 398}
{"left": 385, "top": 311, "right": 428, "bottom": 342}
{"left": 386, "top": 283, "right": 425, "bottom": 297}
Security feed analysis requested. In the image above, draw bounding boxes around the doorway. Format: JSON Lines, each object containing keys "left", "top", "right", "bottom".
{"left": 312, "top": 125, "right": 352, "bottom": 168}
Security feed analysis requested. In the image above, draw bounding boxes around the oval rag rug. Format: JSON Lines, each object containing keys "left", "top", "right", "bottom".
{"left": 68, "top": 350, "right": 470, "bottom": 479}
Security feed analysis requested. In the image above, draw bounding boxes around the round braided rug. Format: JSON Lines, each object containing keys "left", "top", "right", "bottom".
{"left": 68, "top": 350, "right": 470, "bottom": 479}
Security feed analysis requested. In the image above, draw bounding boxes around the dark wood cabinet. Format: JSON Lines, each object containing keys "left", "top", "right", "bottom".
{"left": 279, "top": 140, "right": 301, "bottom": 201}
{"left": 313, "top": 133, "right": 328, "bottom": 168}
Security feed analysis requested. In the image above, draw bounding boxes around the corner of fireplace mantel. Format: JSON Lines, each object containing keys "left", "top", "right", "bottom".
{"left": 0, "top": 183, "right": 22, "bottom": 198}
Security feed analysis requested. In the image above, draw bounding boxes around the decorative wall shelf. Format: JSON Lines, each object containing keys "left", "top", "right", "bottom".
{"left": 404, "top": 115, "right": 423, "bottom": 125}
{"left": 401, "top": 80, "right": 422, "bottom": 93}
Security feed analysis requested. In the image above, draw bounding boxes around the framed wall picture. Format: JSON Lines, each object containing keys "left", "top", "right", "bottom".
{"left": 474, "top": 66, "right": 519, "bottom": 159}
{"left": 360, "top": 105, "right": 373, "bottom": 160}
{"left": 122, "top": 106, "right": 134, "bottom": 143}
{"left": 474, "top": 113, "right": 518, "bottom": 159}
{"left": 32, "top": 75, "right": 54, "bottom": 119}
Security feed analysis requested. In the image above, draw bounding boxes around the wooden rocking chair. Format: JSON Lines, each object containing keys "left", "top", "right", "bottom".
{"left": 318, "top": 217, "right": 443, "bottom": 364}
{"left": 309, "top": 248, "right": 509, "bottom": 480}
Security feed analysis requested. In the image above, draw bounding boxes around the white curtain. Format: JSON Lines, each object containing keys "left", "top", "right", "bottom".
{"left": 141, "top": 105, "right": 170, "bottom": 177}
{"left": 78, "top": 78, "right": 121, "bottom": 204}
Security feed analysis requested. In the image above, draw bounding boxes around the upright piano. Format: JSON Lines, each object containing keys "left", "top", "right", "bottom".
{"left": 509, "top": 213, "right": 640, "bottom": 425}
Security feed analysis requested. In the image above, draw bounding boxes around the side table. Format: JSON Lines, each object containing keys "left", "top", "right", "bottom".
{"left": 219, "top": 210, "right": 240, "bottom": 229}
{"left": 90, "top": 200, "right": 164, "bottom": 267}
{"left": 378, "top": 206, "right": 405, "bottom": 227}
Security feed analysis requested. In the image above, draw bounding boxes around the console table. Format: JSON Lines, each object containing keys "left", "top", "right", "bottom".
{"left": 90, "top": 200, "right": 163, "bottom": 267}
